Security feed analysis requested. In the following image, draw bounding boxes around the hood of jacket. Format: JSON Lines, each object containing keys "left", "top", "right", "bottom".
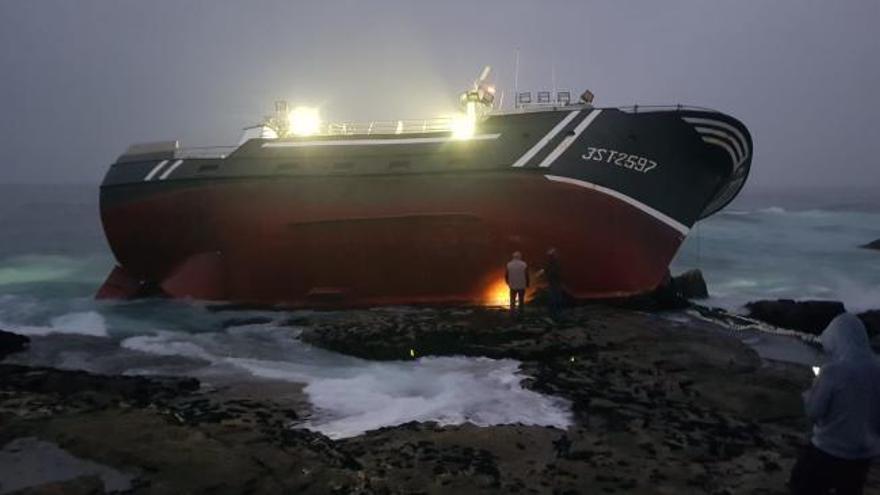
{"left": 820, "top": 313, "right": 873, "bottom": 362}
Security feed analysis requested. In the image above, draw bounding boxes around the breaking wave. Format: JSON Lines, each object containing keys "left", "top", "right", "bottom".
{"left": 119, "top": 326, "right": 572, "bottom": 439}
{"left": 235, "top": 355, "right": 571, "bottom": 439}
{"left": 675, "top": 205, "right": 880, "bottom": 312}
{"left": 1, "top": 311, "right": 108, "bottom": 338}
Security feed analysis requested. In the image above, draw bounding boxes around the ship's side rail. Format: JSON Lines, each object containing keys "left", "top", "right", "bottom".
{"left": 174, "top": 146, "right": 238, "bottom": 159}
{"left": 140, "top": 104, "right": 723, "bottom": 161}
{"left": 323, "top": 117, "right": 455, "bottom": 136}
{"left": 616, "top": 104, "right": 719, "bottom": 114}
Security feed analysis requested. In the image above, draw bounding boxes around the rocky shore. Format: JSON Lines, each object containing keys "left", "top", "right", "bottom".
{"left": 861, "top": 238, "right": 880, "bottom": 251}
{"left": 2, "top": 304, "right": 879, "bottom": 494}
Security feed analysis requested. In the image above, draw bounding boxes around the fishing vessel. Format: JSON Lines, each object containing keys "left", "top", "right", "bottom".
{"left": 97, "top": 68, "right": 752, "bottom": 306}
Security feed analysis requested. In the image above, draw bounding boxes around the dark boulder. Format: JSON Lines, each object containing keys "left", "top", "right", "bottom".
{"left": 672, "top": 269, "right": 709, "bottom": 300}
{"left": 642, "top": 273, "right": 690, "bottom": 310}
{"left": 858, "top": 310, "right": 880, "bottom": 337}
{"left": 745, "top": 300, "right": 845, "bottom": 335}
{"left": 860, "top": 239, "right": 880, "bottom": 251}
{"left": 0, "top": 329, "right": 29, "bottom": 359}
{"left": 612, "top": 270, "right": 701, "bottom": 311}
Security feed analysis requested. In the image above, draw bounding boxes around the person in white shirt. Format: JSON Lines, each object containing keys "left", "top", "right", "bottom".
{"left": 505, "top": 252, "right": 529, "bottom": 316}
{"left": 789, "top": 312, "right": 880, "bottom": 494}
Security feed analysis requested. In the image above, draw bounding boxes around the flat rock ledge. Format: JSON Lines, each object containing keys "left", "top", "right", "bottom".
{"left": 3, "top": 305, "right": 879, "bottom": 494}
{"left": 745, "top": 299, "right": 880, "bottom": 337}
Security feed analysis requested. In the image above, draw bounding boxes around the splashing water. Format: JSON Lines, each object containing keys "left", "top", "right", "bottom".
{"left": 673, "top": 204, "right": 880, "bottom": 312}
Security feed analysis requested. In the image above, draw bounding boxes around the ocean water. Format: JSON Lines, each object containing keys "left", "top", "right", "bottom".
{"left": 672, "top": 187, "right": 880, "bottom": 313}
{"left": 1, "top": 184, "right": 877, "bottom": 437}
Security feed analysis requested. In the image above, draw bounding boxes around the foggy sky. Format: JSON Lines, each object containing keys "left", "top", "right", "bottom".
{"left": 1, "top": 0, "right": 878, "bottom": 189}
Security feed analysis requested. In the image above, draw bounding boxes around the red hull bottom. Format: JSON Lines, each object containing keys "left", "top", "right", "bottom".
{"left": 99, "top": 173, "right": 685, "bottom": 306}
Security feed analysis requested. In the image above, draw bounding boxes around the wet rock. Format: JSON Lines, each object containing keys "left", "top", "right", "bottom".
{"left": 12, "top": 475, "right": 105, "bottom": 495}
{"left": 609, "top": 270, "right": 704, "bottom": 311}
{"left": 0, "top": 329, "right": 29, "bottom": 359}
{"left": 529, "top": 287, "right": 576, "bottom": 308}
{"left": 0, "top": 364, "right": 199, "bottom": 405}
{"left": 552, "top": 434, "right": 571, "bottom": 458}
{"left": 299, "top": 308, "right": 595, "bottom": 362}
{"left": 673, "top": 269, "right": 709, "bottom": 300}
{"left": 625, "top": 272, "right": 690, "bottom": 311}
{"left": 861, "top": 238, "right": 880, "bottom": 251}
{"left": 858, "top": 310, "right": 880, "bottom": 338}
{"left": 744, "top": 299, "right": 845, "bottom": 335}
{"left": 4, "top": 304, "right": 867, "bottom": 493}
{"left": 220, "top": 316, "right": 273, "bottom": 328}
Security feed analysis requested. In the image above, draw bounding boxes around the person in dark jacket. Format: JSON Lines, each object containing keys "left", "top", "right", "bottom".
{"left": 540, "top": 248, "right": 562, "bottom": 319}
{"left": 789, "top": 313, "right": 880, "bottom": 495}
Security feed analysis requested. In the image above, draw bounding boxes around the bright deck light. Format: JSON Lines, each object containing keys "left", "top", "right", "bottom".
{"left": 451, "top": 115, "right": 476, "bottom": 139}
{"left": 260, "top": 126, "right": 278, "bottom": 139}
{"left": 288, "top": 106, "right": 321, "bottom": 136}
{"left": 450, "top": 101, "right": 477, "bottom": 140}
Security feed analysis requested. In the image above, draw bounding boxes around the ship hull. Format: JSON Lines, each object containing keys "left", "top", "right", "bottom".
{"left": 98, "top": 106, "right": 752, "bottom": 306}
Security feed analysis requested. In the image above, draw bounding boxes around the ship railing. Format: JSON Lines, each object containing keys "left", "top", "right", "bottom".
{"left": 616, "top": 104, "right": 719, "bottom": 114}
{"left": 322, "top": 117, "right": 456, "bottom": 136}
{"left": 513, "top": 103, "right": 580, "bottom": 111}
{"left": 175, "top": 146, "right": 238, "bottom": 159}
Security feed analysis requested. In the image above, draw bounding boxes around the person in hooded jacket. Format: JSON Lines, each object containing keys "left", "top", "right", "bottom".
{"left": 538, "top": 248, "right": 563, "bottom": 320}
{"left": 789, "top": 312, "right": 880, "bottom": 495}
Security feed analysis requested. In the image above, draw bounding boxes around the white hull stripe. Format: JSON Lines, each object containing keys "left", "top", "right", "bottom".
{"left": 262, "top": 133, "right": 501, "bottom": 148}
{"left": 158, "top": 159, "right": 184, "bottom": 180}
{"left": 683, "top": 117, "right": 748, "bottom": 154}
{"left": 694, "top": 126, "right": 745, "bottom": 161}
{"left": 144, "top": 160, "right": 169, "bottom": 181}
{"left": 511, "top": 111, "right": 580, "bottom": 167}
{"left": 538, "top": 109, "right": 602, "bottom": 168}
{"left": 701, "top": 137, "right": 744, "bottom": 170}
{"left": 544, "top": 174, "right": 690, "bottom": 236}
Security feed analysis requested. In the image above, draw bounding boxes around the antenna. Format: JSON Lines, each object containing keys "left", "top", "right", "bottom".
{"left": 476, "top": 66, "right": 491, "bottom": 87}
{"left": 551, "top": 60, "right": 557, "bottom": 99}
{"left": 474, "top": 65, "right": 492, "bottom": 90}
{"left": 513, "top": 49, "right": 520, "bottom": 103}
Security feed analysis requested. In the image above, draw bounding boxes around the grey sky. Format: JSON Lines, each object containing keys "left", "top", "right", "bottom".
{"left": 1, "top": 0, "right": 878, "bottom": 189}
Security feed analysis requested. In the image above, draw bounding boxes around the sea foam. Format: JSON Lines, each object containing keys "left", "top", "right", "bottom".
{"left": 233, "top": 355, "right": 572, "bottom": 439}
{"left": 120, "top": 327, "right": 572, "bottom": 439}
